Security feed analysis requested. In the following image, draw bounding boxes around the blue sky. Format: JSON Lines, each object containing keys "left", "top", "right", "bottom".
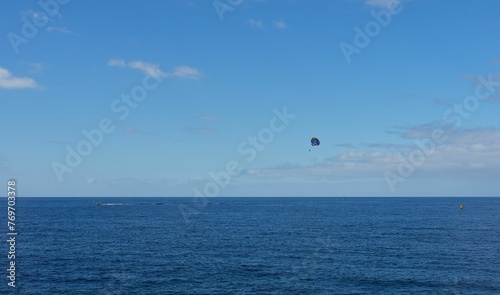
{"left": 1, "top": 0, "right": 499, "bottom": 197}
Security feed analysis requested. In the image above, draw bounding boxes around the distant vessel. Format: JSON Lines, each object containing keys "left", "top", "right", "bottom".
{"left": 94, "top": 201, "right": 125, "bottom": 206}
{"left": 459, "top": 204, "right": 464, "bottom": 209}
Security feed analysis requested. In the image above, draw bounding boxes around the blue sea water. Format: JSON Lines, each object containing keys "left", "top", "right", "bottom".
{"left": 1, "top": 197, "right": 499, "bottom": 294}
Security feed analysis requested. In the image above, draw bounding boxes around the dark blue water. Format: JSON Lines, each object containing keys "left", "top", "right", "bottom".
{"left": 1, "top": 197, "right": 499, "bottom": 294}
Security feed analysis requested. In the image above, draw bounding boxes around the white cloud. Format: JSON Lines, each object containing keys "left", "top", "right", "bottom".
{"left": 108, "top": 59, "right": 166, "bottom": 78}
{"left": 108, "top": 59, "right": 201, "bottom": 80}
{"left": 0, "top": 67, "right": 37, "bottom": 89}
{"left": 108, "top": 59, "right": 126, "bottom": 67}
{"left": 242, "top": 127, "right": 500, "bottom": 184}
{"left": 273, "top": 20, "right": 288, "bottom": 30}
{"left": 172, "top": 66, "right": 201, "bottom": 80}
{"left": 128, "top": 61, "right": 167, "bottom": 79}
{"left": 247, "top": 18, "right": 264, "bottom": 29}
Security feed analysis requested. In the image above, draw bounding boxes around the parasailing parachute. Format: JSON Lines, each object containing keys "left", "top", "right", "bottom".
{"left": 311, "top": 137, "right": 320, "bottom": 146}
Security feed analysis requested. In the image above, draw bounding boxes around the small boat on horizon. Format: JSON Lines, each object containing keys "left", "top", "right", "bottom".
{"left": 93, "top": 200, "right": 125, "bottom": 206}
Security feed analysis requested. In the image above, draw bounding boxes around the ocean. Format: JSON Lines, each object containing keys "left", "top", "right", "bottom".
{"left": 2, "top": 197, "right": 499, "bottom": 294}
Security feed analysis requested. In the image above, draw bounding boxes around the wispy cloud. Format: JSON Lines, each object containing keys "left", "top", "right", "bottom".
{"left": 335, "top": 143, "right": 357, "bottom": 148}
{"left": 364, "top": 0, "right": 404, "bottom": 8}
{"left": 46, "top": 140, "right": 74, "bottom": 145}
{"left": 184, "top": 127, "right": 215, "bottom": 134}
{"left": 242, "top": 152, "right": 392, "bottom": 182}
{"left": 86, "top": 177, "right": 177, "bottom": 186}
{"left": 0, "top": 157, "right": 9, "bottom": 173}
{"left": 22, "top": 10, "right": 51, "bottom": 21}
{"left": 273, "top": 20, "right": 288, "bottom": 30}
{"left": 109, "top": 59, "right": 201, "bottom": 80}
{"left": 172, "top": 66, "right": 202, "bottom": 80}
{"left": 108, "top": 59, "right": 167, "bottom": 79}
{"left": 246, "top": 19, "right": 287, "bottom": 30}
{"left": 47, "top": 26, "right": 73, "bottom": 34}
{"left": 124, "top": 126, "right": 150, "bottom": 135}
{"left": 0, "top": 67, "right": 37, "bottom": 89}
{"left": 196, "top": 115, "right": 220, "bottom": 121}
{"left": 433, "top": 98, "right": 452, "bottom": 106}
{"left": 463, "top": 73, "right": 500, "bottom": 84}
{"left": 242, "top": 127, "right": 500, "bottom": 184}
{"left": 462, "top": 73, "right": 500, "bottom": 101}
{"left": 389, "top": 122, "right": 454, "bottom": 139}
{"left": 108, "top": 59, "right": 126, "bottom": 67}
{"left": 486, "top": 92, "right": 500, "bottom": 101}
{"left": 28, "top": 63, "right": 43, "bottom": 73}
{"left": 187, "top": 176, "right": 208, "bottom": 185}
{"left": 247, "top": 18, "right": 264, "bottom": 29}
{"left": 128, "top": 61, "right": 167, "bottom": 79}
{"left": 388, "top": 93, "right": 414, "bottom": 100}
{"left": 336, "top": 142, "right": 410, "bottom": 150}
{"left": 362, "top": 143, "right": 411, "bottom": 149}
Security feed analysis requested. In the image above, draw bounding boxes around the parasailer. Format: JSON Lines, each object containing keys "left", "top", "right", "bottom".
{"left": 309, "top": 137, "right": 320, "bottom": 151}
{"left": 311, "top": 137, "right": 320, "bottom": 146}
